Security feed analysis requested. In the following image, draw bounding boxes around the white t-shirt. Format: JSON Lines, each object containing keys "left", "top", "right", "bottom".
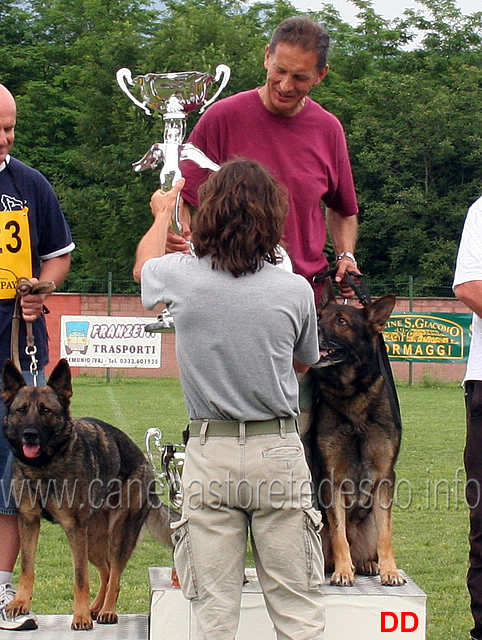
{"left": 453, "top": 196, "right": 482, "bottom": 384}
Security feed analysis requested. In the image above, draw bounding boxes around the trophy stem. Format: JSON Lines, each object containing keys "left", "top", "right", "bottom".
{"left": 172, "top": 192, "right": 183, "bottom": 234}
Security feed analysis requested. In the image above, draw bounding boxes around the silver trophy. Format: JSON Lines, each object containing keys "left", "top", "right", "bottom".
{"left": 116, "top": 65, "right": 230, "bottom": 232}
{"left": 145, "top": 427, "right": 185, "bottom": 510}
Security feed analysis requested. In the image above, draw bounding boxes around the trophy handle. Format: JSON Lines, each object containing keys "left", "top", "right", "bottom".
{"left": 145, "top": 427, "right": 163, "bottom": 470}
{"left": 132, "top": 143, "right": 166, "bottom": 172}
{"left": 116, "top": 68, "right": 152, "bottom": 116}
{"left": 180, "top": 143, "right": 220, "bottom": 172}
{"left": 199, "top": 64, "right": 231, "bottom": 113}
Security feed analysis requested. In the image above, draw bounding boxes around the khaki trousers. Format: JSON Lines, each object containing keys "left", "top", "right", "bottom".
{"left": 171, "top": 425, "right": 325, "bottom": 640}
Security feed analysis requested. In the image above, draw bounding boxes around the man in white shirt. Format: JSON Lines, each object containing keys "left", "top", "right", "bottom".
{"left": 453, "top": 195, "right": 482, "bottom": 640}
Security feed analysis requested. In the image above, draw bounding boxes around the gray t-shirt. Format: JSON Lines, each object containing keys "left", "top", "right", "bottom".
{"left": 142, "top": 254, "right": 319, "bottom": 420}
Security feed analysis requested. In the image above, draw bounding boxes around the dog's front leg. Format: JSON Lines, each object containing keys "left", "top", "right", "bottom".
{"left": 327, "top": 487, "right": 355, "bottom": 586}
{"left": 7, "top": 512, "right": 40, "bottom": 617}
{"left": 373, "top": 480, "right": 406, "bottom": 586}
{"left": 64, "top": 524, "right": 93, "bottom": 630}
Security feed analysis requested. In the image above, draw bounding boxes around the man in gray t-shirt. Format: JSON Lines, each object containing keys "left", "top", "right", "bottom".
{"left": 134, "top": 158, "right": 325, "bottom": 640}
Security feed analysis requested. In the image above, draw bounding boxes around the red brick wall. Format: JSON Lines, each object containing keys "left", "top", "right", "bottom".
{"left": 44, "top": 293, "right": 471, "bottom": 383}
{"left": 46, "top": 293, "right": 81, "bottom": 376}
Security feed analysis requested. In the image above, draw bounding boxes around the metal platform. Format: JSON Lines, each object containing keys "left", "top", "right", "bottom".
{"left": 0, "top": 614, "right": 148, "bottom": 639}
{"left": 150, "top": 567, "right": 427, "bottom": 639}
{"left": 0, "top": 568, "right": 427, "bottom": 639}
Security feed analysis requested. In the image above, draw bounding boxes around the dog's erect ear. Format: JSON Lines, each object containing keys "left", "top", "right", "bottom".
{"left": 1, "top": 360, "right": 27, "bottom": 407}
{"left": 47, "top": 359, "right": 73, "bottom": 402}
{"left": 319, "top": 278, "right": 337, "bottom": 310}
{"left": 366, "top": 294, "right": 396, "bottom": 333}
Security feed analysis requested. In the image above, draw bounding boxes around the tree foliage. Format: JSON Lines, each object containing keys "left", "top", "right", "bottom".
{"left": 1, "top": 0, "right": 481, "bottom": 290}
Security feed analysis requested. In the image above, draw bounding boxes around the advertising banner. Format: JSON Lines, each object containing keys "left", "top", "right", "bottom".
{"left": 383, "top": 312, "right": 472, "bottom": 363}
{"left": 60, "top": 316, "right": 162, "bottom": 368}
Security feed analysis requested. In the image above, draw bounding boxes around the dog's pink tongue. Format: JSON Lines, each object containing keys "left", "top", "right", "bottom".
{"left": 23, "top": 444, "right": 41, "bottom": 459}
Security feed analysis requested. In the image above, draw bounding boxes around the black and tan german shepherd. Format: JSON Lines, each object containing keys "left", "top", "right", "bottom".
{"left": 305, "top": 281, "right": 406, "bottom": 587}
{"left": 2, "top": 359, "right": 176, "bottom": 630}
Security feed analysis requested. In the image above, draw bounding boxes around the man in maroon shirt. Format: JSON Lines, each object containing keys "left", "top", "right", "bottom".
{"left": 169, "top": 15, "right": 359, "bottom": 304}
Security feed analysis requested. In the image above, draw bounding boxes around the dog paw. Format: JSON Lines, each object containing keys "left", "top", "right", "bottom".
{"left": 96, "top": 610, "right": 118, "bottom": 624}
{"left": 330, "top": 570, "right": 355, "bottom": 586}
{"left": 71, "top": 613, "right": 93, "bottom": 630}
{"left": 7, "top": 599, "right": 30, "bottom": 617}
{"left": 380, "top": 569, "right": 407, "bottom": 586}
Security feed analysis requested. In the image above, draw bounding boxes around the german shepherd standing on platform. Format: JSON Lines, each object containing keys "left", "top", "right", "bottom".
{"left": 1, "top": 359, "right": 176, "bottom": 630}
{"left": 305, "top": 281, "right": 406, "bottom": 587}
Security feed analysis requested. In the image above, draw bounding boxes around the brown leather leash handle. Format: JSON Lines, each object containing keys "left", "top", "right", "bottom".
{"left": 10, "top": 278, "right": 56, "bottom": 371}
{"left": 15, "top": 277, "right": 56, "bottom": 298}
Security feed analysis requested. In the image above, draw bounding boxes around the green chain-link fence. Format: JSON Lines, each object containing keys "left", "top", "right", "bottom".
{"left": 58, "top": 274, "right": 455, "bottom": 298}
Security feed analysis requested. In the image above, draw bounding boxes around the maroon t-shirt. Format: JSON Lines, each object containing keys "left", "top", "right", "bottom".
{"left": 181, "top": 89, "right": 358, "bottom": 300}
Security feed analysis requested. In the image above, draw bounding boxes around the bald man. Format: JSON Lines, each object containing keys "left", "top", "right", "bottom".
{"left": 0, "top": 84, "right": 74, "bottom": 629}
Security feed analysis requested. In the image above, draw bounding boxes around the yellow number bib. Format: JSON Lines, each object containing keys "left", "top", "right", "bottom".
{"left": 0, "top": 207, "right": 33, "bottom": 299}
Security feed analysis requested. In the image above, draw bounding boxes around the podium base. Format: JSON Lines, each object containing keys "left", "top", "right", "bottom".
{"left": 149, "top": 566, "right": 427, "bottom": 639}
{"left": 0, "top": 614, "right": 147, "bottom": 639}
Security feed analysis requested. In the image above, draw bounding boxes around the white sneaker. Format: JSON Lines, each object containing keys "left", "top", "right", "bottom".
{"left": 0, "top": 583, "right": 38, "bottom": 630}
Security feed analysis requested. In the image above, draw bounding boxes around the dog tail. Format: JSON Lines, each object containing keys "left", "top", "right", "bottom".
{"left": 147, "top": 494, "right": 180, "bottom": 547}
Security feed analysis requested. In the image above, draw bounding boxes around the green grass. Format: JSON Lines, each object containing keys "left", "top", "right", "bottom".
{"left": 14, "top": 377, "right": 472, "bottom": 639}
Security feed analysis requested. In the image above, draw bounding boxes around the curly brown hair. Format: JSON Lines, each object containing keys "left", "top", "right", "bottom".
{"left": 192, "top": 158, "right": 289, "bottom": 277}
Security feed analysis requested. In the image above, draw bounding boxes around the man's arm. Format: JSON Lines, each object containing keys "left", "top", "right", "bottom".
{"left": 20, "top": 253, "right": 72, "bottom": 323}
{"left": 455, "top": 281, "right": 482, "bottom": 318}
{"left": 326, "top": 208, "right": 359, "bottom": 297}
{"left": 133, "top": 179, "right": 185, "bottom": 284}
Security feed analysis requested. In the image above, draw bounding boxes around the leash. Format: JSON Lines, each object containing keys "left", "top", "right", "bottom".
{"left": 313, "top": 266, "right": 371, "bottom": 306}
{"left": 313, "top": 267, "right": 402, "bottom": 431}
{"left": 11, "top": 278, "right": 56, "bottom": 385}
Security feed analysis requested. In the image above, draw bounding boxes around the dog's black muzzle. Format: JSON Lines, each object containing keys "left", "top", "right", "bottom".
{"left": 21, "top": 427, "right": 41, "bottom": 445}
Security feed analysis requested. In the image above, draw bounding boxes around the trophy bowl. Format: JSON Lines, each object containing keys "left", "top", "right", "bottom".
{"left": 117, "top": 63, "right": 230, "bottom": 231}
{"left": 117, "top": 65, "right": 230, "bottom": 116}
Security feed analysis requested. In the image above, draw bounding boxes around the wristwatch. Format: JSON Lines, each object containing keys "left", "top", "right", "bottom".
{"left": 336, "top": 251, "right": 357, "bottom": 267}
